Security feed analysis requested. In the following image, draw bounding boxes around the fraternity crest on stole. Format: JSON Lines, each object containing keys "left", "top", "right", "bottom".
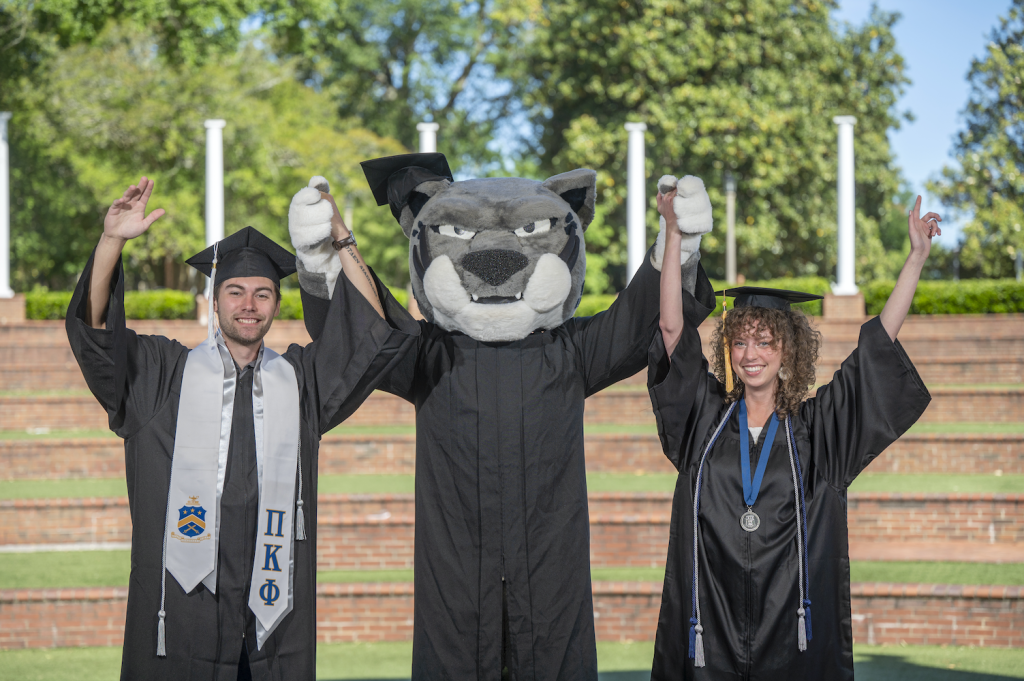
{"left": 173, "top": 496, "right": 211, "bottom": 541}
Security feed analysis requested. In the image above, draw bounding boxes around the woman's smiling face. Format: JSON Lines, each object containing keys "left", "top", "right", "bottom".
{"left": 731, "top": 321, "right": 783, "bottom": 393}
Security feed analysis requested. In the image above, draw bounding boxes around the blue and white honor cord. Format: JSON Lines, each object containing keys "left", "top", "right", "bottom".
{"left": 689, "top": 409, "right": 812, "bottom": 667}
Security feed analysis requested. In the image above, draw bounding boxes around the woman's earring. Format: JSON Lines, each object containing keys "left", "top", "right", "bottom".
{"left": 778, "top": 366, "right": 791, "bottom": 382}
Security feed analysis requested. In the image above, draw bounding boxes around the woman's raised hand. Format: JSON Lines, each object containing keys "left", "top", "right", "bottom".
{"left": 908, "top": 195, "right": 941, "bottom": 260}
{"left": 103, "top": 177, "right": 165, "bottom": 241}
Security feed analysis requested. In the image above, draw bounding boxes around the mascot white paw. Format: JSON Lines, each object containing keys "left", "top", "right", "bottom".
{"left": 288, "top": 176, "right": 342, "bottom": 297}
{"left": 651, "top": 174, "right": 713, "bottom": 271}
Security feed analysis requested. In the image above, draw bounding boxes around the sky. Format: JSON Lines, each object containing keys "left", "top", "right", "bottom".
{"left": 832, "top": 0, "right": 1013, "bottom": 247}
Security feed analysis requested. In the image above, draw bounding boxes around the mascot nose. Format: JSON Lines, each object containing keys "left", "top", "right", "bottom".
{"left": 461, "top": 249, "right": 530, "bottom": 286}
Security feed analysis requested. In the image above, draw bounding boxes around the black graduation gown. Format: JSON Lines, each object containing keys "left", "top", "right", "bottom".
{"left": 300, "top": 253, "right": 715, "bottom": 680}
{"left": 66, "top": 251, "right": 418, "bottom": 681}
{"left": 646, "top": 299, "right": 931, "bottom": 681}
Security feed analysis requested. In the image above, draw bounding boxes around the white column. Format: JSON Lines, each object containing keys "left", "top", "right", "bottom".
{"left": 417, "top": 122, "right": 439, "bottom": 153}
{"left": 0, "top": 113, "right": 13, "bottom": 298}
{"left": 725, "top": 172, "right": 737, "bottom": 285}
{"left": 832, "top": 115, "right": 858, "bottom": 295}
{"left": 204, "top": 120, "right": 226, "bottom": 248}
{"left": 625, "top": 122, "right": 647, "bottom": 283}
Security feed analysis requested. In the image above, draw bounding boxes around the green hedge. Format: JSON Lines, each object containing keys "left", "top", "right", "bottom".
{"left": 572, "top": 277, "right": 832, "bottom": 318}
{"left": 26, "top": 278, "right": 1024, "bottom": 320}
{"left": 863, "top": 279, "right": 1024, "bottom": 315}
{"left": 25, "top": 291, "right": 74, "bottom": 320}
{"left": 26, "top": 290, "right": 195, "bottom": 320}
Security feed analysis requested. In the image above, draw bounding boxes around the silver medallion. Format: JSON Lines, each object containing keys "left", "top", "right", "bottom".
{"left": 740, "top": 509, "right": 760, "bottom": 532}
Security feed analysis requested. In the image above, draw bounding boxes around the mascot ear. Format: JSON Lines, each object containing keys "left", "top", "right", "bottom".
{"left": 541, "top": 169, "right": 597, "bottom": 230}
{"left": 399, "top": 178, "right": 450, "bottom": 238}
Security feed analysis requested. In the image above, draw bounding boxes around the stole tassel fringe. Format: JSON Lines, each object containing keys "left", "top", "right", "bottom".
{"left": 693, "top": 625, "right": 706, "bottom": 668}
{"left": 295, "top": 499, "right": 307, "bottom": 541}
{"left": 804, "top": 600, "right": 813, "bottom": 641}
{"left": 157, "top": 610, "right": 167, "bottom": 657}
{"left": 688, "top": 618, "right": 696, "bottom": 658}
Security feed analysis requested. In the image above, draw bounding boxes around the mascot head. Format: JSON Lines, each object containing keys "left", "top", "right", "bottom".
{"left": 363, "top": 153, "right": 596, "bottom": 342}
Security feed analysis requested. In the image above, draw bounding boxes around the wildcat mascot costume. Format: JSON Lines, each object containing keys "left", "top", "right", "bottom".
{"left": 290, "top": 154, "right": 715, "bottom": 681}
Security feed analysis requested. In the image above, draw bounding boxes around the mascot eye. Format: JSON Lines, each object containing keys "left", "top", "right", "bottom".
{"left": 514, "top": 219, "right": 552, "bottom": 238}
{"left": 436, "top": 224, "right": 476, "bottom": 240}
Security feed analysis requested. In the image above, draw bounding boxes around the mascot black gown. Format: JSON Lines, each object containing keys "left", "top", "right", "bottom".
{"left": 289, "top": 154, "right": 717, "bottom": 681}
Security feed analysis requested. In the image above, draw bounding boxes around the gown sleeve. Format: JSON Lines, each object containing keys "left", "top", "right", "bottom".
{"left": 647, "top": 289, "right": 725, "bottom": 471}
{"left": 575, "top": 248, "right": 715, "bottom": 396}
{"left": 289, "top": 267, "right": 420, "bottom": 435}
{"left": 801, "top": 315, "right": 931, "bottom": 489}
{"left": 65, "top": 249, "right": 188, "bottom": 439}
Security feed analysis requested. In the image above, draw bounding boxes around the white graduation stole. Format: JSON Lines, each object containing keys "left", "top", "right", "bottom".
{"left": 161, "top": 334, "right": 301, "bottom": 653}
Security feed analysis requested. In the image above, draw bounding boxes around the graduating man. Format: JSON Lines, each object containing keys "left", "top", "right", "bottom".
{"left": 66, "top": 176, "right": 417, "bottom": 680}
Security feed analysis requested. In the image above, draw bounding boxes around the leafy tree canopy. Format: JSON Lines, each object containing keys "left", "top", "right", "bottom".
{"left": 929, "top": 0, "right": 1024, "bottom": 279}
{"left": 6, "top": 24, "right": 404, "bottom": 290}
{"left": 516, "top": 0, "right": 911, "bottom": 292}
{"left": 262, "top": 0, "right": 541, "bottom": 167}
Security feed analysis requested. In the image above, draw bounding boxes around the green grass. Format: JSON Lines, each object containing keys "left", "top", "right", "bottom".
{"left": 7, "top": 549, "right": 1023, "bottom": 592}
{"left": 316, "top": 641, "right": 413, "bottom": 679}
{"left": 924, "top": 383, "right": 1024, "bottom": 390}
{"left": 587, "top": 472, "right": 676, "bottom": 493}
{"left": 317, "top": 569, "right": 414, "bottom": 583}
{"left": 319, "top": 474, "right": 416, "bottom": 495}
{"left": 0, "top": 477, "right": 127, "bottom": 500}
{"left": 852, "top": 644, "right": 1024, "bottom": 680}
{"left": 907, "top": 421, "right": 1024, "bottom": 434}
{"left": 9, "top": 471, "right": 1021, "bottom": 501}
{"left": 851, "top": 562, "right": 1024, "bottom": 586}
{"left": 3, "top": 421, "right": 1022, "bottom": 442}
{"left": 850, "top": 473, "right": 1024, "bottom": 494}
{"left": 328, "top": 424, "right": 417, "bottom": 436}
{"left": 0, "top": 428, "right": 115, "bottom": 440}
{"left": 592, "top": 567, "right": 665, "bottom": 582}
{"left": 3, "top": 643, "right": 1023, "bottom": 680}
{"left": 0, "top": 550, "right": 131, "bottom": 590}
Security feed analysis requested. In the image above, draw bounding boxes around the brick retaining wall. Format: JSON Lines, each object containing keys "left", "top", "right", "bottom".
{"left": 3, "top": 582, "right": 1021, "bottom": 650}
{"left": 850, "top": 583, "right": 1024, "bottom": 647}
{"left": 3, "top": 386, "right": 1021, "bottom": 432}
{"left": 7, "top": 494, "right": 1021, "bottom": 571}
{"left": 848, "top": 493, "right": 1024, "bottom": 544}
{"left": 3, "top": 431, "right": 1020, "bottom": 480}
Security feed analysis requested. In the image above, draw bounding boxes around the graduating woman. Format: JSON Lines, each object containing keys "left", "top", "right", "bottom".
{"left": 646, "top": 191, "right": 941, "bottom": 680}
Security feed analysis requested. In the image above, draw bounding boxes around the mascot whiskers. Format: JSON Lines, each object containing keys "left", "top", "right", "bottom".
{"left": 290, "top": 153, "right": 715, "bottom": 681}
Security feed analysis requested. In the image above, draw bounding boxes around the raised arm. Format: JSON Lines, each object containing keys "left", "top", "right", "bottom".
{"left": 87, "top": 177, "right": 165, "bottom": 327}
{"left": 318, "top": 190, "right": 385, "bottom": 318}
{"left": 657, "top": 188, "right": 685, "bottom": 356}
{"left": 879, "top": 195, "right": 941, "bottom": 341}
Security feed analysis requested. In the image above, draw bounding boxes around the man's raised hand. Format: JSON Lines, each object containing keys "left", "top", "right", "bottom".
{"left": 104, "top": 177, "right": 165, "bottom": 241}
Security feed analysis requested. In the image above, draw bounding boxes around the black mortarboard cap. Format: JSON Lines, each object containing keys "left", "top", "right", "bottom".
{"left": 715, "top": 286, "right": 823, "bottom": 311}
{"left": 360, "top": 153, "right": 453, "bottom": 221}
{"left": 186, "top": 226, "right": 296, "bottom": 287}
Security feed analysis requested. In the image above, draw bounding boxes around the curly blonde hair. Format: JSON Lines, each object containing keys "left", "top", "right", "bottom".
{"left": 710, "top": 306, "right": 822, "bottom": 416}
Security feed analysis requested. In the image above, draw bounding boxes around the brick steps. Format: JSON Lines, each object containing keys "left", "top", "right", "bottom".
{"left": 2, "top": 581, "right": 1022, "bottom": 650}
{"left": 3, "top": 430, "right": 1020, "bottom": 480}
{"left": 2, "top": 316, "right": 1021, "bottom": 390}
{"left": 3, "top": 385, "right": 1020, "bottom": 432}
{"left": 6, "top": 354, "right": 1018, "bottom": 391}
{"left": 4, "top": 493, "right": 1021, "bottom": 570}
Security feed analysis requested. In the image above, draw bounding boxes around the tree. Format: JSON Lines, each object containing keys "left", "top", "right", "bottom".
{"left": 515, "top": 0, "right": 911, "bottom": 292}
{"left": 262, "top": 0, "right": 540, "bottom": 168}
{"left": 7, "top": 24, "right": 405, "bottom": 290}
{"left": 929, "top": 0, "right": 1024, "bottom": 279}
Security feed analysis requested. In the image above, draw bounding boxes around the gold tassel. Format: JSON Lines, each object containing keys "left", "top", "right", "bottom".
{"left": 723, "top": 302, "right": 734, "bottom": 393}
